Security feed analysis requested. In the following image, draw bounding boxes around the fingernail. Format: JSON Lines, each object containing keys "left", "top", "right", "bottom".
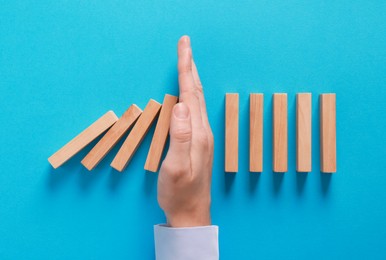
{"left": 174, "top": 103, "right": 189, "bottom": 119}
{"left": 182, "top": 35, "right": 190, "bottom": 45}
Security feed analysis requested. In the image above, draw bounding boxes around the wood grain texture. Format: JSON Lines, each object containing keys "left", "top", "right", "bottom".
{"left": 111, "top": 99, "right": 161, "bottom": 172}
{"left": 320, "top": 93, "right": 337, "bottom": 173}
{"left": 296, "top": 93, "right": 312, "bottom": 172}
{"left": 273, "top": 93, "right": 288, "bottom": 172}
{"left": 225, "top": 93, "right": 239, "bottom": 172}
{"left": 250, "top": 93, "right": 263, "bottom": 172}
{"left": 48, "top": 111, "right": 118, "bottom": 169}
{"left": 144, "top": 94, "right": 178, "bottom": 172}
{"left": 81, "top": 105, "right": 142, "bottom": 170}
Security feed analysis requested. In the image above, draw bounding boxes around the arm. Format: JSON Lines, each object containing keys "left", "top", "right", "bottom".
{"left": 154, "top": 35, "right": 218, "bottom": 259}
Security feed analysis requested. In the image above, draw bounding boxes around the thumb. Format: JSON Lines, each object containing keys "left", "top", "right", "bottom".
{"left": 167, "top": 102, "right": 192, "bottom": 161}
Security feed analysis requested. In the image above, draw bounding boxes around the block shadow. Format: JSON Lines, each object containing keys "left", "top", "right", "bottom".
{"left": 105, "top": 133, "right": 133, "bottom": 191}
{"left": 144, "top": 170, "right": 158, "bottom": 197}
{"left": 46, "top": 137, "right": 103, "bottom": 192}
{"left": 109, "top": 120, "right": 158, "bottom": 192}
{"left": 320, "top": 172, "right": 332, "bottom": 197}
{"left": 296, "top": 172, "right": 308, "bottom": 196}
{"left": 224, "top": 173, "right": 236, "bottom": 195}
{"left": 272, "top": 172, "right": 284, "bottom": 197}
{"left": 249, "top": 172, "right": 261, "bottom": 194}
{"left": 142, "top": 136, "right": 169, "bottom": 196}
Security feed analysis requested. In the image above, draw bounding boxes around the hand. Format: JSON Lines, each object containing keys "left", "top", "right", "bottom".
{"left": 157, "top": 36, "right": 214, "bottom": 228}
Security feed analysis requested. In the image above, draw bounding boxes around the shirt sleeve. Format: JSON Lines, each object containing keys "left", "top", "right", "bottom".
{"left": 154, "top": 224, "right": 219, "bottom": 260}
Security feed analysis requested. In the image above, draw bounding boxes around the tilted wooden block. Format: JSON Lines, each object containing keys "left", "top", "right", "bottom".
{"left": 273, "top": 93, "right": 288, "bottom": 172}
{"left": 250, "top": 93, "right": 263, "bottom": 172}
{"left": 144, "top": 94, "right": 178, "bottom": 172}
{"left": 111, "top": 99, "right": 161, "bottom": 172}
{"left": 320, "top": 94, "right": 337, "bottom": 173}
{"left": 296, "top": 93, "right": 312, "bottom": 172}
{"left": 48, "top": 111, "right": 118, "bottom": 169}
{"left": 81, "top": 105, "right": 142, "bottom": 170}
{"left": 225, "top": 93, "right": 239, "bottom": 172}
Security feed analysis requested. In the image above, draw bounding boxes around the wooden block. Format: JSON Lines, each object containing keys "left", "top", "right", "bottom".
{"left": 111, "top": 99, "right": 161, "bottom": 172}
{"left": 273, "top": 93, "right": 288, "bottom": 172}
{"left": 81, "top": 105, "right": 142, "bottom": 170}
{"left": 249, "top": 94, "right": 263, "bottom": 172}
{"left": 320, "top": 93, "right": 337, "bottom": 173}
{"left": 296, "top": 93, "right": 312, "bottom": 172}
{"left": 144, "top": 94, "right": 178, "bottom": 172}
{"left": 225, "top": 93, "right": 239, "bottom": 172}
{"left": 48, "top": 111, "right": 118, "bottom": 169}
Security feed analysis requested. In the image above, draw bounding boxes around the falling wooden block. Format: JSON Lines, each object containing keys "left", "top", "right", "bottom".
{"left": 320, "top": 94, "right": 337, "bottom": 173}
{"left": 225, "top": 93, "right": 239, "bottom": 172}
{"left": 48, "top": 111, "right": 118, "bottom": 169}
{"left": 144, "top": 94, "right": 178, "bottom": 172}
{"left": 250, "top": 93, "right": 263, "bottom": 172}
{"left": 296, "top": 93, "right": 312, "bottom": 172}
{"left": 111, "top": 99, "right": 161, "bottom": 172}
{"left": 273, "top": 93, "right": 288, "bottom": 172}
{"left": 81, "top": 105, "right": 142, "bottom": 170}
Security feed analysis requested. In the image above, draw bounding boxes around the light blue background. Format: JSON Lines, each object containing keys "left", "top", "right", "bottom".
{"left": 1, "top": 1, "right": 386, "bottom": 259}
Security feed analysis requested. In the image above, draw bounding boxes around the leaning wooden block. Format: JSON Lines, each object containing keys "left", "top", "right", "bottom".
{"left": 144, "top": 94, "right": 178, "bottom": 172}
{"left": 273, "top": 93, "right": 288, "bottom": 172}
{"left": 225, "top": 93, "right": 239, "bottom": 172}
{"left": 250, "top": 93, "right": 263, "bottom": 172}
{"left": 111, "top": 99, "right": 161, "bottom": 172}
{"left": 320, "top": 94, "right": 337, "bottom": 173}
{"left": 296, "top": 93, "right": 312, "bottom": 172}
{"left": 48, "top": 111, "right": 118, "bottom": 169}
{"left": 81, "top": 105, "right": 142, "bottom": 170}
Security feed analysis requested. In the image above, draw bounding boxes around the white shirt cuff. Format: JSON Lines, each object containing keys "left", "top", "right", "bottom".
{"left": 154, "top": 224, "right": 219, "bottom": 260}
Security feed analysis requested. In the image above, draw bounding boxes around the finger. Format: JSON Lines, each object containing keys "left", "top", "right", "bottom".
{"left": 191, "top": 59, "right": 211, "bottom": 131}
{"left": 164, "top": 103, "right": 192, "bottom": 169}
{"left": 177, "top": 35, "right": 203, "bottom": 129}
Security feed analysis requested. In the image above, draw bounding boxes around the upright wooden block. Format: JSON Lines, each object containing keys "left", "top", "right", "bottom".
{"left": 225, "top": 93, "right": 239, "bottom": 172}
{"left": 111, "top": 99, "right": 161, "bottom": 172}
{"left": 48, "top": 111, "right": 118, "bottom": 169}
{"left": 250, "top": 94, "right": 263, "bottom": 172}
{"left": 144, "top": 94, "right": 178, "bottom": 172}
{"left": 273, "top": 93, "right": 288, "bottom": 172}
{"left": 320, "top": 94, "right": 337, "bottom": 173}
{"left": 296, "top": 93, "right": 312, "bottom": 172}
{"left": 81, "top": 105, "right": 142, "bottom": 170}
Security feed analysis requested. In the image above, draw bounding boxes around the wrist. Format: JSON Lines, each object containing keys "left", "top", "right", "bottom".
{"left": 167, "top": 210, "right": 211, "bottom": 228}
